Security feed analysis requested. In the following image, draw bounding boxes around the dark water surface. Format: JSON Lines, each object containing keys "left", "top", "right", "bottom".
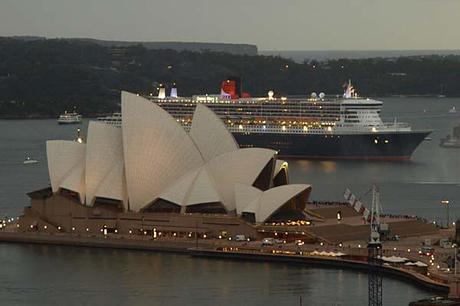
{"left": 0, "top": 97, "right": 459, "bottom": 305}
{"left": 0, "top": 244, "right": 430, "bottom": 306}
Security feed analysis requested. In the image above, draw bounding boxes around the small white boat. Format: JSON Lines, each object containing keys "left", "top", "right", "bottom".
{"left": 23, "top": 156, "right": 38, "bottom": 164}
{"left": 448, "top": 106, "right": 457, "bottom": 114}
{"left": 58, "top": 111, "right": 82, "bottom": 124}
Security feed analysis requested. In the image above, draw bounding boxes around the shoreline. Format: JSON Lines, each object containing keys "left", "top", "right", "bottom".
{"left": 0, "top": 231, "right": 449, "bottom": 294}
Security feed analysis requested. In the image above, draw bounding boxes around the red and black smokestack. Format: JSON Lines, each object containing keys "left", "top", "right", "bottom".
{"left": 221, "top": 77, "right": 242, "bottom": 99}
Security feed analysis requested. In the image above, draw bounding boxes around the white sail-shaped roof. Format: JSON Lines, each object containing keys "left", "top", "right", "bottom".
{"left": 235, "top": 184, "right": 263, "bottom": 214}
{"left": 185, "top": 167, "right": 222, "bottom": 206}
{"left": 121, "top": 91, "right": 204, "bottom": 211}
{"left": 255, "top": 184, "right": 310, "bottom": 222}
{"left": 158, "top": 167, "right": 201, "bottom": 205}
{"left": 237, "top": 184, "right": 311, "bottom": 223}
{"left": 190, "top": 104, "right": 238, "bottom": 161}
{"left": 45, "top": 91, "right": 311, "bottom": 218}
{"left": 159, "top": 166, "right": 222, "bottom": 207}
{"left": 274, "top": 160, "right": 288, "bottom": 177}
{"left": 206, "top": 148, "right": 276, "bottom": 211}
{"left": 85, "top": 122, "right": 127, "bottom": 207}
{"left": 46, "top": 140, "right": 86, "bottom": 203}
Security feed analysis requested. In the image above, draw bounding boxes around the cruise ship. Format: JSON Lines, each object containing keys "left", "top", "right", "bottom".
{"left": 98, "top": 80, "right": 431, "bottom": 160}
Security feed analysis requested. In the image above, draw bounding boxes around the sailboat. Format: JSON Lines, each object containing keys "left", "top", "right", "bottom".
{"left": 437, "top": 84, "right": 446, "bottom": 98}
{"left": 23, "top": 156, "right": 38, "bottom": 164}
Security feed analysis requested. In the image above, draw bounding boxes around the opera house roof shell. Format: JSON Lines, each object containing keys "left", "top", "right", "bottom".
{"left": 46, "top": 91, "right": 311, "bottom": 223}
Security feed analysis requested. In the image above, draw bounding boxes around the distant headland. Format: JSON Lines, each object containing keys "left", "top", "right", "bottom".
{"left": 5, "top": 36, "right": 258, "bottom": 55}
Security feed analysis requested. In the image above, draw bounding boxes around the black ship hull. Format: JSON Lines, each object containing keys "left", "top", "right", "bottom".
{"left": 233, "top": 131, "right": 431, "bottom": 160}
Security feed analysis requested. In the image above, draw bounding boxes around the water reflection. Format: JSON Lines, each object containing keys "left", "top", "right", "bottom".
{"left": 0, "top": 245, "right": 431, "bottom": 306}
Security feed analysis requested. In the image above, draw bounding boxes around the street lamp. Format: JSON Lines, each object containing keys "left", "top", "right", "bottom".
{"left": 441, "top": 198, "right": 450, "bottom": 228}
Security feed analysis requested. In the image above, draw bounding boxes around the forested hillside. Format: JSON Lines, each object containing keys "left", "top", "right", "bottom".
{"left": 1, "top": 37, "right": 460, "bottom": 118}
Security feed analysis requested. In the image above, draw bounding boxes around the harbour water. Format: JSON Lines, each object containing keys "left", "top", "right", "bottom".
{"left": 0, "top": 97, "right": 459, "bottom": 305}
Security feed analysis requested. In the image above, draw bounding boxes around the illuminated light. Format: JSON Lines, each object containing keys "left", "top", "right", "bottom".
{"left": 372, "top": 127, "right": 377, "bottom": 133}
{"left": 203, "top": 234, "right": 207, "bottom": 238}
{"left": 100, "top": 229, "right": 104, "bottom": 232}
{"left": 44, "top": 225, "right": 47, "bottom": 230}
{"left": 394, "top": 247, "right": 397, "bottom": 251}
{"left": 129, "top": 230, "right": 132, "bottom": 234}
{"left": 16, "top": 224, "right": 20, "bottom": 228}
{"left": 30, "top": 225, "right": 33, "bottom": 229}
{"left": 384, "top": 139, "right": 389, "bottom": 144}
{"left": 228, "top": 237, "right": 232, "bottom": 241}
{"left": 218, "top": 235, "right": 222, "bottom": 239}
{"left": 303, "top": 126, "right": 308, "bottom": 131}
{"left": 144, "top": 231, "right": 147, "bottom": 235}
{"left": 407, "top": 248, "right": 411, "bottom": 253}
{"left": 114, "top": 229, "right": 118, "bottom": 234}
{"left": 339, "top": 243, "right": 343, "bottom": 247}
{"left": 327, "top": 126, "right": 332, "bottom": 132}
{"left": 239, "top": 124, "right": 243, "bottom": 130}
{"left": 320, "top": 242, "right": 324, "bottom": 246}
{"left": 72, "top": 227, "right": 75, "bottom": 231}
{"left": 282, "top": 126, "right": 286, "bottom": 131}
{"left": 86, "top": 228, "right": 89, "bottom": 232}
{"left": 358, "top": 244, "right": 362, "bottom": 248}
{"left": 374, "top": 139, "right": 378, "bottom": 144}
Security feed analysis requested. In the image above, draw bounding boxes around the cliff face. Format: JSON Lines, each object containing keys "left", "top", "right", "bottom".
{"left": 4, "top": 36, "right": 258, "bottom": 56}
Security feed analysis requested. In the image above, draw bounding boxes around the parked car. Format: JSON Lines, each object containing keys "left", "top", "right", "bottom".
{"left": 235, "top": 235, "right": 246, "bottom": 242}
{"left": 262, "top": 238, "right": 276, "bottom": 246}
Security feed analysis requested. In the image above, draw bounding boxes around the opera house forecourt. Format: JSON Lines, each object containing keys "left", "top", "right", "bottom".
{"left": 17, "top": 91, "right": 313, "bottom": 240}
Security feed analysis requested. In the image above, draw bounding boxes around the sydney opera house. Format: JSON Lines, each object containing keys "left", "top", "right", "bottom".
{"left": 19, "top": 92, "right": 312, "bottom": 239}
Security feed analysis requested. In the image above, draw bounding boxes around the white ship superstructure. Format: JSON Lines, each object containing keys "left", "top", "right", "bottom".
{"left": 98, "top": 81, "right": 410, "bottom": 135}
{"left": 57, "top": 111, "right": 82, "bottom": 124}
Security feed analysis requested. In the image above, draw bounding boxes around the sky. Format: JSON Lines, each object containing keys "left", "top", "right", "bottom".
{"left": 1, "top": 0, "right": 460, "bottom": 51}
